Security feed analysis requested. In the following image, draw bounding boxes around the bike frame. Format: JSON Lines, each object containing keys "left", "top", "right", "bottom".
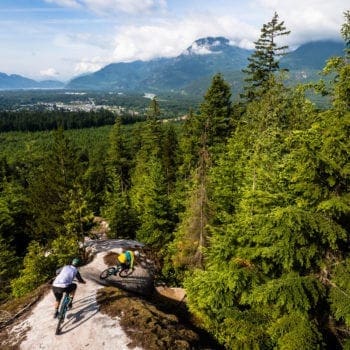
{"left": 55, "top": 292, "right": 72, "bottom": 335}
{"left": 99, "top": 264, "right": 133, "bottom": 280}
{"left": 59, "top": 293, "right": 72, "bottom": 319}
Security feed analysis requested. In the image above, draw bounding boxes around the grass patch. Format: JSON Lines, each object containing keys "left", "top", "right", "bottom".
{"left": 97, "top": 286, "right": 223, "bottom": 350}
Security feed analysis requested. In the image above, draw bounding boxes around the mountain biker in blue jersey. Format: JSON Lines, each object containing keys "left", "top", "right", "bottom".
{"left": 52, "top": 258, "right": 86, "bottom": 318}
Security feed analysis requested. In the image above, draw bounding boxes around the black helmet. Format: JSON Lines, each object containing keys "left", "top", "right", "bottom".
{"left": 71, "top": 258, "right": 80, "bottom": 266}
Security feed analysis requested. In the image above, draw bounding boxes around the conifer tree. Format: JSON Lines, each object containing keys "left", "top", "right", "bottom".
{"left": 102, "top": 117, "right": 136, "bottom": 237}
{"left": 11, "top": 241, "right": 54, "bottom": 297}
{"left": 177, "top": 108, "right": 201, "bottom": 180}
{"left": 28, "top": 128, "right": 90, "bottom": 242}
{"left": 130, "top": 153, "right": 173, "bottom": 246}
{"left": 242, "top": 12, "right": 290, "bottom": 101}
{"left": 0, "top": 177, "right": 30, "bottom": 254}
{"left": 161, "top": 124, "right": 178, "bottom": 195}
{"left": 129, "top": 98, "right": 174, "bottom": 247}
{"left": 169, "top": 74, "right": 232, "bottom": 274}
{"left": 106, "top": 116, "right": 130, "bottom": 191}
{"left": 0, "top": 235, "right": 19, "bottom": 301}
{"left": 199, "top": 73, "right": 232, "bottom": 150}
{"left": 63, "top": 185, "right": 93, "bottom": 238}
{"left": 184, "top": 12, "right": 350, "bottom": 349}
{"left": 102, "top": 173, "right": 136, "bottom": 238}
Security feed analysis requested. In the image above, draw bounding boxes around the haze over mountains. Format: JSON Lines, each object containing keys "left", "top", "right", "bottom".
{"left": 0, "top": 37, "right": 345, "bottom": 94}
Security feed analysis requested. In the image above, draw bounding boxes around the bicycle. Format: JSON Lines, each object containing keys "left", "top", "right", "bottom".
{"left": 55, "top": 292, "right": 73, "bottom": 335}
{"left": 99, "top": 265, "right": 133, "bottom": 280}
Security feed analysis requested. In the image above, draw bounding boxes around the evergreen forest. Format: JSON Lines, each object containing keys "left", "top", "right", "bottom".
{"left": 1, "top": 11, "right": 350, "bottom": 349}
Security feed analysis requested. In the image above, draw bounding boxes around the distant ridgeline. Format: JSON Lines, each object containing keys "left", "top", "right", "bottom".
{"left": 0, "top": 38, "right": 345, "bottom": 95}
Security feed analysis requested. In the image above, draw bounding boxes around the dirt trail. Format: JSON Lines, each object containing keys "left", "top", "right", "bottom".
{"left": 14, "top": 250, "right": 143, "bottom": 350}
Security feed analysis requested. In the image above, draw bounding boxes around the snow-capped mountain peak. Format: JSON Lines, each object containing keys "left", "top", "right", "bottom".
{"left": 184, "top": 36, "right": 231, "bottom": 55}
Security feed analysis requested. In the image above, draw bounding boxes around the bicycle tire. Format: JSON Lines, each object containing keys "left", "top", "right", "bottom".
{"left": 55, "top": 317, "right": 63, "bottom": 335}
{"left": 55, "top": 294, "right": 70, "bottom": 335}
{"left": 119, "top": 268, "right": 133, "bottom": 278}
{"left": 100, "top": 267, "right": 116, "bottom": 280}
{"left": 99, "top": 268, "right": 110, "bottom": 280}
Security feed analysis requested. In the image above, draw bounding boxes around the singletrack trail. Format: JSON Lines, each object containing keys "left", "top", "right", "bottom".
{"left": 16, "top": 249, "right": 143, "bottom": 350}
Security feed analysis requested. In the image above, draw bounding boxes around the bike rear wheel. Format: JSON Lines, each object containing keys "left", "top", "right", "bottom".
{"left": 119, "top": 268, "right": 133, "bottom": 278}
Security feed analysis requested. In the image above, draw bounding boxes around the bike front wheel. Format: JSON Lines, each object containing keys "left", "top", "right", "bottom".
{"left": 55, "top": 294, "right": 70, "bottom": 335}
{"left": 55, "top": 317, "right": 63, "bottom": 335}
{"left": 99, "top": 267, "right": 115, "bottom": 280}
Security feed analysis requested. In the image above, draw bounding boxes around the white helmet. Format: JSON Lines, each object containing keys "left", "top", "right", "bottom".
{"left": 134, "top": 250, "right": 140, "bottom": 257}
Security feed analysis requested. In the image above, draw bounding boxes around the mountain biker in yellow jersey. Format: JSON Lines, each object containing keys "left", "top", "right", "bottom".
{"left": 115, "top": 250, "right": 138, "bottom": 273}
{"left": 52, "top": 258, "right": 86, "bottom": 318}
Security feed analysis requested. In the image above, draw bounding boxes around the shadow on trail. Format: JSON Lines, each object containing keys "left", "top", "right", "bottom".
{"left": 85, "top": 266, "right": 154, "bottom": 296}
{"left": 55, "top": 294, "right": 99, "bottom": 335}
{"left": 102, "top": 275, "right": 154, "bottom": 295}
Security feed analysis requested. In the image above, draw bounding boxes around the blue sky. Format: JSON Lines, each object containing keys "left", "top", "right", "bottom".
{"left": 0, "top": 0, "right": 348, "bottom": 81}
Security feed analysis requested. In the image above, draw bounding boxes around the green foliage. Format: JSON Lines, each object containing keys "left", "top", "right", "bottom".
{"left": 129, "top": 99, "right": 175, "bottom": 247}
{"left": 242, "top": 12, "right": 290, "bottom": 101}
{"left": 130, "top": 154, "right": 173, "bottom": 246}
{"left": 102, "top": 174, "right": 136, "bottom": 238}
{"left": 329, "top": 258, "right": 350, "bottom": 327}
{"left": 169, "top": 170, "right": 209, "bottom": 272}
{"left": 11, "top": 241, "right": 54, "bottom": 298}
{"left": 185, "top": 266, "right": 271, "bottom": 349}
{"left": 199, "top": 73, "right": 232, "bottom": 148}
{"left": 49, "top": 234, "right": 82, "bottom": 267}
{"left": 185, "top": 14, "right": 350, "bottom": 346}
{"left": 11, "top": 235, "right": 82, "bottom": 298}
{"left": 0, "top": 236, "right": 20, "bottom": 301}
{"left": 0, "top": 176, "right": 31, "bottom": 254}
{"left": 341, "top": 10, "right": 350, "bottom": 57}
{"left": 62, "top": 186, "right": 94, "bottom": 238}
{"left": 0, "top": 109, "right": 117, "bottom": 133}
{"left": 169, "top": 74, "right": 233, "bottom": 276}
{"left": 1, "top": 11, "right": 350, "bottom": 350}
{"left": 267, "top": 311, "right": 323, "bottom": 350}
{"left": 27, "top": 128, "right": 88, "bottom": 242}
{"left": 106, "top": 117, "right": 131, "bottom": 190}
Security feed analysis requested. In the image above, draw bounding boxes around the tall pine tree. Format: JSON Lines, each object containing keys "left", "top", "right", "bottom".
{"left": 169, "top": 74, "right": 232, "bottom": 275}
{"left": 242, "top": 12, "right": 290, "bottom": 101}
{"left": 129, "top": 98, "right": 174, "bottom": 247}
{"left": 184, "top": 12, "right": 350, "bottom": 349}
{"left": 28, "top": 128, "right": 91, "bottom": 243}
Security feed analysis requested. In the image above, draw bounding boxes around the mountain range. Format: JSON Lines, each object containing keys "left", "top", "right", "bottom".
{"left": 0, "top": 37, "right": 345, "bottom": 94}
{"left": 0, "top": 73, "right": 64, "bottom": 90}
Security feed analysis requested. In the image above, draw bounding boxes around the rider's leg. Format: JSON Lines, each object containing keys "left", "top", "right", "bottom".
{"left": 52, "top": 287, "right": 64, "bottom": 318}
{"left": 113, "top": 262, "right": 122, "bottom": 275}
{"left": 67, "top": 283, "right": 77, "bottom": 308}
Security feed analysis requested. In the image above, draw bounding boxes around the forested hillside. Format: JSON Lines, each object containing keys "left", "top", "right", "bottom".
{"left": 1, "top": 11, "right": 350, "bottom": 349}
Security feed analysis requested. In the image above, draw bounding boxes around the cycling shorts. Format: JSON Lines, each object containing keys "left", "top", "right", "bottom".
{"left": 52, "top": 283, "right": 77, "bottom": 302}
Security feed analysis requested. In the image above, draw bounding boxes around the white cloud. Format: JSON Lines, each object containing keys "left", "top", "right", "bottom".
{"left": 4, "top": 0, "right": 347, "bottom": 80}
{"left": 44, "top": 0, "right": 167, "bottom": 15}
{"left": 74, "top": 57, "right": 109, "bottom": 75}
{"left": 255, "top": 0, "right": 345, "bottom": 45}
{"left": 188, "top": 42, "right": 213, "bottom": 55}
{"left": 111, "top": 15, "right": 257, "bottom": 62}
{"left": 40, "top": 68, "right": 60, "bottom": 77}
